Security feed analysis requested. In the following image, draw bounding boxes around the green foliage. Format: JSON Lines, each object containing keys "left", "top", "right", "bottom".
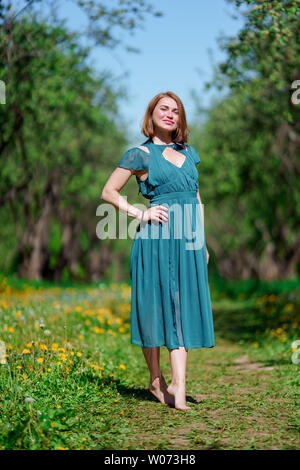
{"left": 0, "top": 14, "right": 131, "bottom": 280}
{"left": 0, "top": 0, "right": 163, "bottom": 52}
{"left": 191, "top": 0, "right": 300, "bottom": 280}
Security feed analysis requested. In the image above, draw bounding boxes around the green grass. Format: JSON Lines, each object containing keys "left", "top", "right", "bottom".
{"left": 0, "top": 275, "right": 299, "bottom": 450}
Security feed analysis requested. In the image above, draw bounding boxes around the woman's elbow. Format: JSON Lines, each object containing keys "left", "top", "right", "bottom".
{"left": 101, "top": 186, "right": 109, "bottom": 201}
{"left": 101, "top": 186, "right": 117, "bottom": 202}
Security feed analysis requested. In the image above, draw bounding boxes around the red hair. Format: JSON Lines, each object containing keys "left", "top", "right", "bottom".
{"left": 141, "top": 91, "right": 189, "bottom": 144}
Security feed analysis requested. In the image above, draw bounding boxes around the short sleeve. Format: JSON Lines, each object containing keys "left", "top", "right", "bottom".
{"left": 117, "top": 147, "right": 149, "bottom": 171}
{"left": 188, "top": 145, "right": 201, "bottom": 165}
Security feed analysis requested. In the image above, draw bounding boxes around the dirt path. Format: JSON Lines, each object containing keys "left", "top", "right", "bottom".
{"left": 122, "top": 336, "right": 299, "bottom": 450}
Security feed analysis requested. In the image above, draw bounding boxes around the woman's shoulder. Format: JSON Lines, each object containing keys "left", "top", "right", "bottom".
{"left": 186, "top": 144, "right": 201, "bottom": 164}
{"left": 117, "top": 144, "right": 150, "bottom": 170}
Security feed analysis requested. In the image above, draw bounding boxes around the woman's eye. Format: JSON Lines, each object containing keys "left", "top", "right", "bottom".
{"left": 161, "top": 107, "right": 178, "bottom": 113}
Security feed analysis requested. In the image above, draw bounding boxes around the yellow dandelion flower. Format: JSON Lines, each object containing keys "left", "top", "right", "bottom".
{"left": 39, "top": 344, "right": 48, "bottom": 351}
{"left": 70, "top": 351, "right": 74, "bottom": 356}
{"left": 276, "top": 328, "right": 283, "bottom": 334}
{"left": 22, "top": 349, "right": 31, "bottom": 354}
{"left": 8, "top": 326, "right": 14, "bottom": 333}
{"left": 114, "top": 399, "right": 119, "bottom": 403}
{"left": 285, "top": 304, "right": 294, "bottom": 312}
{"left": 15, "top": 311, "right": 22, "bottom": 318}
{"left": 75, "top": 306, "right": 82, "bottom": 312}
{"left": 26, "top": 342, "right": 33, "bottom": 348}
{"left": 34, "top": 323, "right": 40, "bottom": 329}
{"left": 82, "top": 437, "right": 86, "bottom": 441}
{"left": 51, "top": 422, "right": 55, "bottom": 428}
{"left": 57, "top": 447, "right": 66, "bottom": 450}
{"left": 120, "top": 412, "right": 124, "bottom": 415}
{"left": 57, "top": 404, "right": 61, "bottom": 408}
{"left": 37, "top": 358, "right": 43, "bottom": 363}
{"left": 48, "top": 368, "right": 51, "bottom": 372}
{"left": 58, "top": 348, "right": 66, "bottom": 353}
{"left": 76, "top": 352, "right": 82, "bottom": 357}
{"left": 119, "top": 327, "right": 125, "bottom": 333}
{"left": 57, "top": 362, "right": 62, "bottom": 365}
{"left": 79, "top": 335, "right": 84, "bottom": 340}
{"left": 119, "top": 364, "right": 126, "bottom": 370}
{"left": 52, "top": 343, "right": 59, "bottom": 351}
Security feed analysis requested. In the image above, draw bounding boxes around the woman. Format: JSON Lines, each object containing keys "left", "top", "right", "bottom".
{"left": 101, "top": 91, "right": 215, "bottom": 411}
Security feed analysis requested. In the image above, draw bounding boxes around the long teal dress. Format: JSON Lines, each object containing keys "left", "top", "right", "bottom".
{"left": 117, "top": 137, "right": 215, "bottom": 349}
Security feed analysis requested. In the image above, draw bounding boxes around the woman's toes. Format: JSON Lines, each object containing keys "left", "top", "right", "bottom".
{"left": 166, "top": 383, "right": 191, "bottom": 410}
{"left": 175, "top": 404, "right": 191, "bottom": 411}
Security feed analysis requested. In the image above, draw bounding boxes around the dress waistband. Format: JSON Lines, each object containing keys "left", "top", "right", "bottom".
{"left": 149, "top": 190, "right": 198, "bottom": 205}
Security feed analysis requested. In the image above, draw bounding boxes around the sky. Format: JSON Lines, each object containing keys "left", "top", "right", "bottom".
{"left": 15, "top": 0, "right": 245, "bottom": 146}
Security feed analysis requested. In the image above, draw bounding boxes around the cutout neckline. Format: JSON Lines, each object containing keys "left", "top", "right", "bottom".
{"left": 162, "top": 149, "right": 187, "bottom": 169}
{"left": 147, "top": 138, "right": 187, "bottom": 169}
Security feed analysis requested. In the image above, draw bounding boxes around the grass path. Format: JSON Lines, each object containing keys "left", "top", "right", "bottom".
{"left": 112, "top": 335, "right": 299, "bottom": 450}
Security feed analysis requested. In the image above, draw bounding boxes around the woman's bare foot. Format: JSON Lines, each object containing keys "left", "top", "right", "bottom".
{"left": 167, "top": 382, "right": 191, "bottom": 411}
{"left": 149, "top": 375, "right": 175, "bottom": 406}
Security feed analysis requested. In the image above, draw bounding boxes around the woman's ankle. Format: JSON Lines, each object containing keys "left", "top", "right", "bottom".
{"left": 150, "top": 373, "right": 163, "bottom": 384}
{"left": 170, "top": 378, "right": 186, "bottom": 387}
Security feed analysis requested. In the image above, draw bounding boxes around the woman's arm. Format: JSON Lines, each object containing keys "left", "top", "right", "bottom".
{"left": 101, "top": 167, "right": 143, "bottom": 220}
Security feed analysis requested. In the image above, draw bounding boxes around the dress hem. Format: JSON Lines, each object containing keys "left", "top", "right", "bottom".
{"left": 131, "top": 340, "right": 215, "bottom": 349}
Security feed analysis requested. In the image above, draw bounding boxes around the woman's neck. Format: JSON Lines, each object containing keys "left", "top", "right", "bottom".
{"left": 152, "top": 135, "right": 174, "bottom": 145}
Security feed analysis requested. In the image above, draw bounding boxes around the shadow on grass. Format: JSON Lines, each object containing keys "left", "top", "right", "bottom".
{"left": 76, "top": 370, "right": 210, "bottom": 407}
{"left": 114, "top": 381, "right": 204, "bottom": 407}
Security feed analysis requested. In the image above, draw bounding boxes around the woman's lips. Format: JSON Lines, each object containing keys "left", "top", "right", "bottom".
{"left": 163, "top": 120, "right": 173, "bottom": 124}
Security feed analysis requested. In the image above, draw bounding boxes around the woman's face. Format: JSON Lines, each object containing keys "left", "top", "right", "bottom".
{"left": 152, "top": 97, "right": 179, "bottom": 135}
